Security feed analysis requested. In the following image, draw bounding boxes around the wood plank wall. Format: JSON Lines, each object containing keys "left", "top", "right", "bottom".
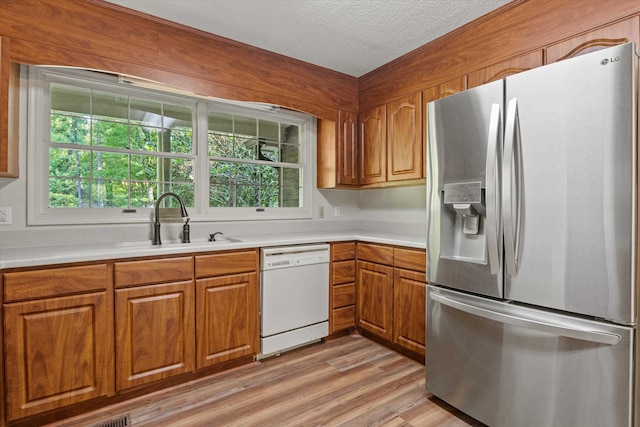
{"left": 0, "top": 0, "right": 358, "bottom": 120}
{"left": 359, "top": 0, "right": 640, "bottom": 110}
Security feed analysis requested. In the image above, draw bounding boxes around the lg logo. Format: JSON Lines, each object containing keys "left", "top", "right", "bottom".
{"left": 601, "top": 56, "right": 621, "bottom": 65}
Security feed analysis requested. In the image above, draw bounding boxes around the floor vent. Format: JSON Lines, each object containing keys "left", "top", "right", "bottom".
{"left": 94, "top": 414, "right": 130, "bottom": 427}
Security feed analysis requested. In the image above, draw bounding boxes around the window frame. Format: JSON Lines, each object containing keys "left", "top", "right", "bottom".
{"left": 27, "top": 66, "right": 315, "bottom": 225}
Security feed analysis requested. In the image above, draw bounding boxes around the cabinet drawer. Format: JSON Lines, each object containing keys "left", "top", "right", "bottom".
{"left": 195, "top": 249, "right": 258, "bottom": 278}
{"left": 4, "top": 264, "right": 108, "bottom": 302}
{"left": 332, "top": 242, "right": 356, "bottom": 261}
{"left": 115, "top": 257, "right": 193, "bottom": 288}
{"left": 332, "top": 260, "right": 355, "bottom": 284}
{"left": 332, "top": 305, "right": 355, "bottom": 331}
{"left": 394, "top": 248, "right": 426, "bottom": 272}
{"left": 357, "top": 243, "right": 393, "bottom": 265}
{"left": 333, "top": 283, "right": 355, "bottom": 308}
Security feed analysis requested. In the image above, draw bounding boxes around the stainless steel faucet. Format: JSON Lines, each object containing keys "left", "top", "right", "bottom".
{"left": 152, "top": 192, "right": 190, "bottom": 245}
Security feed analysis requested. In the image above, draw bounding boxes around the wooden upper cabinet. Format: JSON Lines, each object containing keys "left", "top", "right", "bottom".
{"left": 316, "top": 111, "right": 358, "bottom": 189}
{"left": 0, "top": 36, "right": 19, "bottom": 178}
{"left": 359, "top": 104, "right": 387, "bottom": 185}
{"left": 423, "top": 76, "right": 467, "bottom": 104}
{"left": 468, "top": 50, "right": 543, "bottom": 88}
{"left": 386, "top": 92, "right": 423, "bottom": 182}
{"left": 337, "top": 110, "right": 358, "bottom": 186}
{"left": 546, "top": 16, "right": 640, "bottom": 63}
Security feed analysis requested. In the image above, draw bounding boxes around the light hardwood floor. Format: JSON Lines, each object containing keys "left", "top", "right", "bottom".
{"left": 46, "top": 333, "right": 483, "bottom": 427}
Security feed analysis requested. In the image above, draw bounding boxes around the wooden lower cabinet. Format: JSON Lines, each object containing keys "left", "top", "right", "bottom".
{"left": 356, "top": 243, "right": 427, "bottom": 358}
{"left": 4, "top": 292, "right": 112, "bottom": 421}
{"left": 115, "top": 281, "right": 195, "bottom": 391}
{"left": 330, "top": 242, "right": 356, "bottom": 333}
{"left": 195, "top": 249, "right": 260, "bottom": 369}
{"left": 196, "top": 272, "right": 258, "bottom": 368}
{"left": 393, "top": 268, "right": 426, "bottom": 356}
{"left": 356, "top": 260, "right": 394, "bottom": 341}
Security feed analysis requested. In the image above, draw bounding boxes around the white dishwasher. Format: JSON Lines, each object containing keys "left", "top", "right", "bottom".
{"left": 260, "top": 244, "right": 330, "bottom": 357}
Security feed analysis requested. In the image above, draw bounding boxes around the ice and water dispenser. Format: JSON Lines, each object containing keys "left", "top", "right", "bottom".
{"left": 439, "top": 181, "right": 487, "bottom": 263}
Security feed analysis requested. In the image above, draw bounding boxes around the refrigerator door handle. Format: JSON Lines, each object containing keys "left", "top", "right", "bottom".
{"left": 485, "top": 104, "right": 502, "bottom": 274}
{"left": 430, "top": 292, "right": 621, "bottom": 345}
{"left": 503, "top": 97, "right": 523, "bottom": 277}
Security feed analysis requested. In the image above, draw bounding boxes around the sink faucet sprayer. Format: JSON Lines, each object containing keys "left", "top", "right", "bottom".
{"left": 152, "top": 192, "right": 190, "bottom": 245}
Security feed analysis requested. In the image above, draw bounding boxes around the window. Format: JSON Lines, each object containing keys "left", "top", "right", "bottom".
{"left": 27, "top": 67, "right": 314, "bottom": 225}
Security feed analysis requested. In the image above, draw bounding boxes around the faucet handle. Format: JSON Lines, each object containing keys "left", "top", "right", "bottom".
{"left": 182, "top": 218, "right": 191, "bottom": 244}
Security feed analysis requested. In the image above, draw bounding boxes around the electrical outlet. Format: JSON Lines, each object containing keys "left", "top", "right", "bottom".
{"left": 334, "top": 206, "right": 341, "bottom": 217}
{"left": 0, "top": 207, "right": 12, "bottom": 225}
{"left": 319, "top": 206, "right": 325, "bottom": 218}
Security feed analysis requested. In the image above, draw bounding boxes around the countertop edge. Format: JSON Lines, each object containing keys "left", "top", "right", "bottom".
{"left": 0, "top": 230, "right": 426, "bottom": 269}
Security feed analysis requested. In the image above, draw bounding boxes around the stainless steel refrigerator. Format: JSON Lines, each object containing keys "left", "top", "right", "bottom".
{"left": 425, "top": 43, "right": 638, "bottom": 427}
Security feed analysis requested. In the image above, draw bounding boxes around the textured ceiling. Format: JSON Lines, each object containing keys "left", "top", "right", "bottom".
{"left": 105, "top": 0, "right": 512, "bottom": 77}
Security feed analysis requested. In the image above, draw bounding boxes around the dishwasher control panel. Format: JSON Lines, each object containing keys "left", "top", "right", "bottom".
{"left": 261, "top": 244, "right": 330, "bottom": 270}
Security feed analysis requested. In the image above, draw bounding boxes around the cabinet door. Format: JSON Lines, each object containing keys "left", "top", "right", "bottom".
{"left": 359, "top": 105, "right": 386, "bottom": 185}
{"left": 115, "top": 281, "right": 195, "bottom": 391}
{"left": 546, "top": 16, "right": 640, "bottom": 63}
{"left": 423, "top": 76, "right": 466, "bottom": 104}
{"left": 387, "top": 92, "right": 423, "bottom": 181}
{"left": 4, "top": 292, "right": 112, "bottom": 421}
{"left": 196, "top": 272, "right": 259, "bottom": 368}
{"left": 337, "top": 110, "right": 358, "bottom": 186}
{"left": 356, "top": 260, "right": 394, "bottom": 340}
{"left": 393, "top": 268, "right": 427, "bottom": 356}
{"left": 468, "top": 50, "right": 543, "bottom": 88}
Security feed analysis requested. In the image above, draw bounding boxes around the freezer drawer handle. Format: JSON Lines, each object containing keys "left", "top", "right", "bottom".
{"left": 431, "top": 292, "right": 621, "bottom": 345}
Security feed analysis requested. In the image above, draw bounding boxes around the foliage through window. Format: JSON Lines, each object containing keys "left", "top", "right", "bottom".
{"left": 28, "top": 67, "right": 314, "bottom": 225}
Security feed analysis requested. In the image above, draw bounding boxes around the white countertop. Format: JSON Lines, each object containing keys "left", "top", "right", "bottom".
{"left": 0, "top": 230, "right": 425, "bottom": 269}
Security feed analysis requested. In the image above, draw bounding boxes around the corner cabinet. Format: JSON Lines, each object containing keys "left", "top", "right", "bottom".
{"left": 3, "top": 264, "right": 113, "bottom": 422}
{"left": 194, "top": 249, "right": 259, "bottom": 368}
{"left": 356, "top": 243, "right": 394, "bottom": 340}
{"left": 356, "top": 243, "right": 427, "bottom": 358}
{"left": 359, "top": 93, "right": 423, "bottom": 187}
{"left": 359, "top": 104, "right": 387, "bottom": 185}
{"left": 114, "top": 257, "right": 195, "bottom": 391}
{"left": 386, "top": 93, "right": 423, "bottom": 182}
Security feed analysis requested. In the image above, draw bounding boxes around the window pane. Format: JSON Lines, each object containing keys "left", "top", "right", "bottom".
{"left": 160, "top": 102, "right": 194, "bottom": 154}
{"left": 281, "top": 166, "right": 302, "bottom": 207}
{"left": 209, "top": 111, "right": 233, "bottom": 133}
{"left": 92, "top": 180, "right": 129, "bottom": 208}
{"left": 130, "top": 97, "right": 162, "bottom": 126}
{"left": 49, "top": 177, "right": 91, "bottom": 207}
{"left": 93, "top": 90, "right": 128, "bottom": 123}
{"left": 51, "top": 84, "right": 90, "bottom": 115}
{"left": 50, "top": 114, "right": 90, "bottom": 145}
{"left": 94, "top": 151, "right": 129, "bottom": 180}
{"left": 92, "top": 119, "right": 129, "bottom": 148}
{"left": 50, "top": 148, "right": 91, "bottom": 178}
{"left": 259, "top": 119, "right": 279, "bottom": 141}
{"left": 234, "top": 115, "right": 256, "bottom": 137}
{"left": 281, "top": 141, "right": 301, "bottom": 163}
{"left": 130, "top": 125, "right": 162, "bottom": 151}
